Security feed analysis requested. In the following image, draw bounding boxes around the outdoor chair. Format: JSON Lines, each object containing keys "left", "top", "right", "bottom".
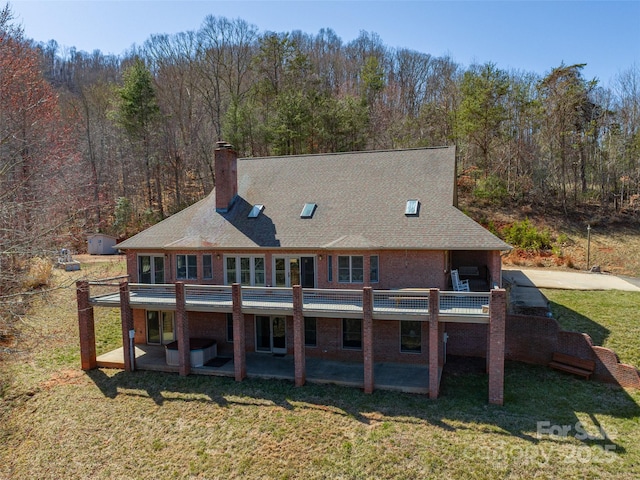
{"left": 451, "top": 269, "right": 470, "bottom": 292}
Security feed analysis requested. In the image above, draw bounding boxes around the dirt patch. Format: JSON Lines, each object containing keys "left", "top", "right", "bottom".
{"left": 463, "top": 201, "right": 640, "bottom": 277}
{"left": 40, "top": 369, "right": 86, "bottom": 390}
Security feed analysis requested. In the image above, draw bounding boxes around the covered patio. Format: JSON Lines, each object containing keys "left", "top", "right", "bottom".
{"left": 96, "top": 346, "right": 432, "bottom": 394}
{"left": 77, "top": 280, "right": 506, "bottom": 404}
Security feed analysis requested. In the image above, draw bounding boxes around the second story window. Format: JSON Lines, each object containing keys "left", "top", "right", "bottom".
{"left": 370, "top": 255, "right": 379, "bottom": 283}
{"left": 225, "top": 256, "right": 265, "bottom": 286}
{"left": 338, "top": 255, "right": 364, "bottom": 283}
{"left": 337, "top": 255, "right": 378, "bottom": 283}
{"left": 176, "top": 254, "right": 197, "bottom": 280}
{"left": 202, "top": 254, "right": 213, "bottom": 280}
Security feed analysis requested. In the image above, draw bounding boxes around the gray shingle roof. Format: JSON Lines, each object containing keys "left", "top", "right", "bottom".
{"left": 116, "top": 146, "right": 510, "bottom": 251}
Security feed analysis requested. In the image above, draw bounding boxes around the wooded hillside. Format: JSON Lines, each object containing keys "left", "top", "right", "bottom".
{"left": 1, "top": 5, "right": 639, "bottom": 278}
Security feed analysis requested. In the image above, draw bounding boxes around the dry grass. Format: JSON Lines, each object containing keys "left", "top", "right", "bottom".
{"left": 22, "top": 257, "right": 54, "bottom": 290}
{"left": 1, "top": 258, "right": 640, "bottom": 479}
{"left": 465, "top": 203, "right": 640, "bottom": 277}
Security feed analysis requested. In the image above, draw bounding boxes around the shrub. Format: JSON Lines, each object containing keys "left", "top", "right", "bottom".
{"left": 473, "top": 175, "right": 509, "bottom": 205}
{"left": 556, "top": 233, "right": 570, "bottom": 245}
{"left": 503, "top": 219, "right": 552, "bottom": 251}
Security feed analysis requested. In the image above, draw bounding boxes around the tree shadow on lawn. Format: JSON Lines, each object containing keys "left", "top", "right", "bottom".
{"left": 547, "top": 300, "right": 609, "bottom": 346}
{"left": 441, "top": 359, "right": 639, "bottom": 454}
{"left": 86, "top": 357, "right": 639, "bottom": 454}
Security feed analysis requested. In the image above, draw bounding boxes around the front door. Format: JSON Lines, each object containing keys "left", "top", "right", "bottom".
{"left": 255, "top": 316, "right": 287, "bottom": 354}
{"left": 274, "top": 256, "right": 315, "bottom": 288}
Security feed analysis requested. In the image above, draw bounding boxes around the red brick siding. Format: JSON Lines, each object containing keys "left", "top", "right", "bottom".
{"left": 124, "top": 248, "right": 453, "bottom": 289}
{"left": 214, "top": 146, "right": 238, "bottom": 211}
{"left": 133, "top": 308, "right": 444, "bottom": 365}
{"left": 125, "top": 248, "right": 506, "bottom": 290}
{"left": 133, "top": 309, "right": 146, "bottom": 344}
{"left": 445, "top": 323, "right": 488, "bottom": 357}
{"left": 372, "top": 320, "right": 430, "bottom": 364}
{"left": 369, "top": 250, "right": 446, "bottom": 290}
{"left": 130, "top": 305, "right": 639, "bottom": 390}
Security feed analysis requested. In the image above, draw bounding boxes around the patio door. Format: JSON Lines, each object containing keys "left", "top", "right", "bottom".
{"left": 273, "top": 256, "right": 315, "bottom": 288}
{"left": 138, "top": 255, "right": 165, "bottom": 284}
{"left": 255, "top": 316, "right": 287, "bottom": 354}
{"left": 147, "top": 311, "right": 175, "bottom": 345}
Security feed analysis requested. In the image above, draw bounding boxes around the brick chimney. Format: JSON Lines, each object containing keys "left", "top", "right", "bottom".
{"left": 214, "top": 141, "right": 238, "bottom": 212}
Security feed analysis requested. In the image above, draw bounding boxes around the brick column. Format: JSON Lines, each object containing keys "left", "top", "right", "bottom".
{"left": 175, "top": 282, "right": 190, "bottom": 376}
{"left": 486, "top": 324, "right": 491, "bottom": 374}
{"left": 488, "top": 289, "right": 507, "bottom": 405}
{"left": 119, "top": 281, "right": 135, "bottom": 372}
{"left": 76, "top": 281, "right": 96, "bottom": 370}
{"left": 363, "top": 256, "right": 371, "bottom": 287}
{"left": 232, "top": 283, "right": 246, "bottom": 381}
{"left": 363, "top": 287, "right": 374, "bottom": 394}
{"left": 488, "top": 251, "right": 502, "bottom": 288}
{"left": 428, "top": 288, "right": 440, "bottom": 399}
{"left": 293, "top": 286, "right": 306, "bottom": 387}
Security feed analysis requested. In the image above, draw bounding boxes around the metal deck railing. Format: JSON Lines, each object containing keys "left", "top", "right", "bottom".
{"left": 88, "top": 283, "right": 490, "bottom": 319}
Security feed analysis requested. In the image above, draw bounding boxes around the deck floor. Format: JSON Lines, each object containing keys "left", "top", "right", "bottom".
{"left": 97, "top": 346, "right": 432, "bottom": 394}
{"left": 91, "top": 290, "right": 489, "bottom": 320}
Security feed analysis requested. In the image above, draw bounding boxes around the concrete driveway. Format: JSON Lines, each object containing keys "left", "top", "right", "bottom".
{"left": 503, "top": 267, "right": 640, "bottom": 292}
{"left": 501, "top": 267, "right": 640, "bottom": 314}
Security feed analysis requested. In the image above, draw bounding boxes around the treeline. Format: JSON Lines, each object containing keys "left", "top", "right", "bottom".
{"left": 2, "top": 6, "right": 640, "bottom": 263}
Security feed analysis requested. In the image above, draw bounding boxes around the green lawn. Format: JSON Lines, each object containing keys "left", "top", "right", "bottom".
{"left": 543, "top": 289, "right": 640, "bottom": 368}
{"left": 1, "top": 263, "right": 639, "bottom": 479}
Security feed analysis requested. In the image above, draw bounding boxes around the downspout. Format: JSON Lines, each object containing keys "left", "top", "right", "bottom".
{"left": 129, "top": 329, "right": 136, "bottom": 371}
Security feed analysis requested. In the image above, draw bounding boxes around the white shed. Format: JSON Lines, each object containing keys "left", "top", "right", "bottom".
{"left": 87, "top": 234, "right": 118, "bottom": 255}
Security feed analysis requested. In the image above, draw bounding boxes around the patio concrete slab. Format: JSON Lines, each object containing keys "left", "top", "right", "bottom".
{"left": 96, "top": 347, "right": 429, "bottom": 394}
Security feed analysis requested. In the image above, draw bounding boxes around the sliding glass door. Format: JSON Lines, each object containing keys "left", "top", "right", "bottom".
{"left": 255, "top": 316, "right": 287, "bottom": 354}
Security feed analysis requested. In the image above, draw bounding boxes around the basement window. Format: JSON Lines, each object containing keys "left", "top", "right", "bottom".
{"left": 300, "top": 202, "right": 317, "bottom": 218}
{"left": 248, "top": 204, "right": 264, "bottom": 218}
{"left": 405, "top": 199, "right": 420, "bottom": 216}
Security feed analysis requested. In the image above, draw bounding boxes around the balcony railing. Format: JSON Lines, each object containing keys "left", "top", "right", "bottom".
{"left": 89, "top": 283, "right": 490, "bottom": 319}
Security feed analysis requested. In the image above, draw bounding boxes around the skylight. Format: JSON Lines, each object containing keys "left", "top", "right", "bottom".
{"left": 248, "top": 204, "right": 264, "bottom": 218}
{"left": 405, "top": 200, "right": 420, "bottom": 216}
{"left": 300, "top": 202, "right": 317, "bottom": 218}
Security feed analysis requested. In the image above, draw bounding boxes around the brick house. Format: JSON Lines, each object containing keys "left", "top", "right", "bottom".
{"left": 77, "top": 143, "right": 511, "bottom": 404}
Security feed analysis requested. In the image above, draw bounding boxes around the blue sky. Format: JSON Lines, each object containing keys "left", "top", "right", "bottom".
{"left": 9, "top": 0, "right": 640, "bottom": 86}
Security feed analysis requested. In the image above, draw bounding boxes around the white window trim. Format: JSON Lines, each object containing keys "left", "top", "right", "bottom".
{"left": 176, "top": 253, "right": 198, "bottom": 280}
{"left": 337, "top": 255, "right": 364, "bottom": 284}
{"left": 224, "top": 255, "right": 266, "bottom": 286}
{"left": 338, "top": 255, "right": 379, "bottom": 284}
{"left": 137, "top": 253, "right": 165, "bottom": 284}
{"left": 202, "top": 254, "right": 213, "bottom": 280}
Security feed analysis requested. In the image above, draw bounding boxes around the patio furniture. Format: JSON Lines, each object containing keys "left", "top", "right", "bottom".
{"left": 451, "top": 269, "right": 470, "bottom": 292}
